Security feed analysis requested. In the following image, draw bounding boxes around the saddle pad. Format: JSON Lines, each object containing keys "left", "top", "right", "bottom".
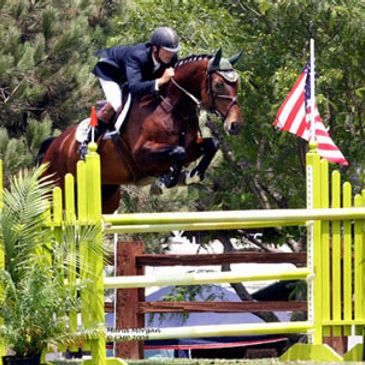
{"left": 75, "top": 118, "right": 91, "bottom": 143}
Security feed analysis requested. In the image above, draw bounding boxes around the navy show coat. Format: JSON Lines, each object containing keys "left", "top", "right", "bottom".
{"left": 92, "top": 42, "right": 178, "bottom": 98}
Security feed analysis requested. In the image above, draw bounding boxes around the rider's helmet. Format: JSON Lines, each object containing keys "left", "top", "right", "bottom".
{"left": 150, "top": 27, "right": 180, "bottom": 53}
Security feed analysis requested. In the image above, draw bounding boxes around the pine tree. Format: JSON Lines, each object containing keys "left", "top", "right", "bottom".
{"left": 0, "top": 0, "right": 122, "bottom": 169}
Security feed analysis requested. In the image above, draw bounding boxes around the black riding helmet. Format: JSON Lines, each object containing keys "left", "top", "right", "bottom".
{"left": 150, "top": 27, "right": 180, "bottom": 53}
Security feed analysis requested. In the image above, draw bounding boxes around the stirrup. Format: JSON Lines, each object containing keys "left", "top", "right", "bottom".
{"left": 77, "top": 142, "right": 89, "bottom": 160}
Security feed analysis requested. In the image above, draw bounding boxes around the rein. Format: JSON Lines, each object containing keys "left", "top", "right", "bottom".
{"left": 170, "top": 78, "right": 201, "bottom": 107}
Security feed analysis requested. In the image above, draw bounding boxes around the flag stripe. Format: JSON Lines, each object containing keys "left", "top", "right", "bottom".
{"left": 273, "top": 60, "right": 348, "bottom": 166}
{"left": 287, "top": 96, "right": 305, "bottom": 134}
{"left": 274, "top": 73, "right": 306, "bottom": 129}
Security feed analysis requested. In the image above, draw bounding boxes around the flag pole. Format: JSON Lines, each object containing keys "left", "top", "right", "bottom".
{"left": 309, "top": 38, "right": 316, "bottom": 146}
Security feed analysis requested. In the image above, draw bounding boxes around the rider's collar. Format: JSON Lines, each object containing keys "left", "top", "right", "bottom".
{"left": 208, "top": 58, "right": 239, "bottom": 83}
{"left": 152, "top": 54, "right": 161, "bottom": 72}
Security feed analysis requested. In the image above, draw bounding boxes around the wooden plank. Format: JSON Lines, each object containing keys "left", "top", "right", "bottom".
{"left": 137, "top": 301, "right": 307, "bottom": 313}
{"left": 115, "top": 241, "right": 144, "bottom": 360}
{"left": 136, "top": 252, "right": 306, "bottom": 267}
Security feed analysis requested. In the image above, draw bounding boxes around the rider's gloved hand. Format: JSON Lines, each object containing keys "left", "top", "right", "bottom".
{"left": 157, "top": 67, "right": 175, "bottom": 87}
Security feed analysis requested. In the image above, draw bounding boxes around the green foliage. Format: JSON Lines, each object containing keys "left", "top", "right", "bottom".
{"left": 162, "top": 284, "right": 226, "bottom": 303}
{"left": 111, "top": 0, "right": 243, "bottom": 55}
{"left": 150, "top": 283, "right": 227, "bottom": 325}
{"left": 118, "top": 185, "right": 195, "bottom": 253}
{"left": 0, "top": 165, "right": 104, "bottom": 357}
{"left": 0, "top": 267, "right": 71, "bottom": 357}
{"left": 0, "top": 0, "right": 120, "bottom": 149}
{"left": 0, "top": 166, "right": 53, "bottom": 283}
{"left": 0, "top": 165, "right": 71, "bottom": 357}
{"left": 0, "top": 120, "right": 56, "bottom": 183}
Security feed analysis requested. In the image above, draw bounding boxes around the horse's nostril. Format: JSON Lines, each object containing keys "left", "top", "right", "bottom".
{"left": 229, "top": 122, "right": 241, "bottom": 135}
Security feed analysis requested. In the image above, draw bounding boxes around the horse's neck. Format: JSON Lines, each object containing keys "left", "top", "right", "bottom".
{"left": 173, "top": 62, "right": 206, "bottom": 100}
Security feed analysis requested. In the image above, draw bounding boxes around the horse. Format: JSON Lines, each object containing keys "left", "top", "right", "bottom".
{"left": 38, "top": 49, "right": 244, "bottom": 213}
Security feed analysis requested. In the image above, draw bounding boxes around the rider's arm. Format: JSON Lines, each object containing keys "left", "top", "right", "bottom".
{"left": 125, "top": 54, "right": 158, "bottom": 98}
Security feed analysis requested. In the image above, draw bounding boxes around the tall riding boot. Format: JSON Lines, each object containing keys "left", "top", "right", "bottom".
{"left": 78, "top": 102, "right": 116, "bottom": 159}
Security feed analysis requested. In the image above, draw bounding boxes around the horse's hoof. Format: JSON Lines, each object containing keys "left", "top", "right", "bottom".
{"left": 178, "top": 170, "right": 188, "bottom": 185}
{"left": 150, "top": 178, "right": 165, "bottom": 195}
{"left": 150, "top": 184, "right": 163, "bottom": 195}
{"left": 185, "top": 170, "right": 201, "bottom": 185}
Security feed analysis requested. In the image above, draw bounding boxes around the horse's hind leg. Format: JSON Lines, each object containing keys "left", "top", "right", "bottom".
{"left": 183, "top": 137, "right": 219, "bottom": 184}
{"left": 101, "top": 185, "right": 121, "bottom": 214}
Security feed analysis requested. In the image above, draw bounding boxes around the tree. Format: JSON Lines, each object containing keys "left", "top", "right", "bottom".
{"left": 0, "top": 0, "right": 124, "bottom": 172}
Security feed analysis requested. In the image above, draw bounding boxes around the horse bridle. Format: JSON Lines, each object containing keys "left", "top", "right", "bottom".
{"left": 170, "top": 70, "right": 238, "bottom": 121}
{"left": 206, "top": 69, "right": 238, "bottom": 121}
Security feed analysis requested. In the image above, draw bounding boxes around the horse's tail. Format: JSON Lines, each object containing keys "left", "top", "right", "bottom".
{"left": 35, "top": 137, "right": 56, "bottom": 166}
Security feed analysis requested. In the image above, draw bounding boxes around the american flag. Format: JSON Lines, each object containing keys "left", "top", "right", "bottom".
{"left": 273, "top": 61, "right": 348, "bottom": 166}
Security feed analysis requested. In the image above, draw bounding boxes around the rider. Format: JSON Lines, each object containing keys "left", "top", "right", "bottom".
{"left": 78, "top": 26, "right": 181, "bottom": 159}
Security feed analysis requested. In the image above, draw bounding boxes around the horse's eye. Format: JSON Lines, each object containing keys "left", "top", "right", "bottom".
{"left": 215, "top": 82, "right": 224, "bottom": 90}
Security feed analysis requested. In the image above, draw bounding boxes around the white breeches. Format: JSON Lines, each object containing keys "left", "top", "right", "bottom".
{"left": 99, "top": 78, "right": 132, "bottom": 132}
{"left": 99, "top": 78, "right": 122, "bottom": 112}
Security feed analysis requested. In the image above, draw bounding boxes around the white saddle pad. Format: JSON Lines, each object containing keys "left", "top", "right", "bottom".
{"left": 75, "top": 118, "right": 91, "bottom": 143}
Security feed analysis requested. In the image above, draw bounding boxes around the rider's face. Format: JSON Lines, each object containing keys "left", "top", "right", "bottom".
{"left": 153, "top": 46, "right": 176, "bottom": 65}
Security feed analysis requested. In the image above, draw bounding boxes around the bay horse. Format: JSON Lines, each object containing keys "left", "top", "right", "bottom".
{"left": 38, "top": 49, "right": 244, "bottom": 213}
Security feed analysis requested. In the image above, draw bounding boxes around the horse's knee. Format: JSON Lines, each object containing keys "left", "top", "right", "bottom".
{"left": 169, "top": 146, "right": 187, "bottom": 163}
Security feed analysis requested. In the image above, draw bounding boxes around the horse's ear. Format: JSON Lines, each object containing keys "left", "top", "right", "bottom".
{"left": 228, "top": 50, "right": 243, "bottom": 66}
{"left": 211, "top": 49, "right": 222, "bottom": 68}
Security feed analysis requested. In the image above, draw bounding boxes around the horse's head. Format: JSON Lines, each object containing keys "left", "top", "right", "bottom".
{"left": 171, "top": 51, "right": 243, "bottom": 135}
{"left": 204, "top": 49, "right": 244, "bottom": 135}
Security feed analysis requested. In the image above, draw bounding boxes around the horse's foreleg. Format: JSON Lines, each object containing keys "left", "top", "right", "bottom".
{"left": 101, "top": 185, "right": 121, "bottom": 214}
{"left": 138, "top": 142, "right": 187, "bottom": 190}
{"left": 183, "top": 137, "right": 219, "bottom": 184}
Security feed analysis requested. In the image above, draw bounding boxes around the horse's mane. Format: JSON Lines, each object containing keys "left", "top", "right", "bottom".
{"left": 175, "top": 54, "right": 212, "bottom": 68}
